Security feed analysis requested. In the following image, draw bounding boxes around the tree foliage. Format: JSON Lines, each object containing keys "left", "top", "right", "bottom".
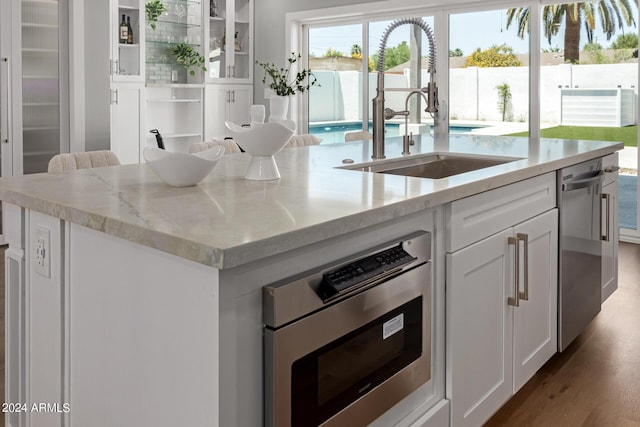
{"left": 496, "top": 83, "right": 512, "bottom": 122}
{"left": 371, "top": 41, "right": 411, "bottom": 70}
{"left": 449, "top": 48, "right": 464, "bottom": 57}
{"left": 611, "top": 33, "right": 639, "bottom": 49}
{"left": 507, "top": 2, "right": 637, "bottom": 63}
{"left": 465, "top": 44, "right": 522, "bottom": 67}
{"left": 351, "top": 44, "right": 362, "bottom": 59}
{"left": 325, "top": 47, "right": 343, "bottom": 58}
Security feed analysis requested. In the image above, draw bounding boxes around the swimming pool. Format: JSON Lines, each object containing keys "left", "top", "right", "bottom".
{"left": 309, "top": 122, "right": 484, "bottom": 144}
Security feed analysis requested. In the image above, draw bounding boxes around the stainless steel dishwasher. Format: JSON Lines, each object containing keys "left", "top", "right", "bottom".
{"left": 558, "top": 158, "right": 605, "bottom": 351}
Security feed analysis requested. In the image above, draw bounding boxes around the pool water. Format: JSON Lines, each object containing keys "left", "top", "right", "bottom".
{"left": 309, "top": 123, "right": 398, "bottom": 144}
{"left": 309, "top": 122, "right": 483, "bottom": 144}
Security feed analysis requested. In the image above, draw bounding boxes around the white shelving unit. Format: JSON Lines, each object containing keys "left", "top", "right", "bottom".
{"left": 145, "top": 86, "right": 204, "bottom": 152}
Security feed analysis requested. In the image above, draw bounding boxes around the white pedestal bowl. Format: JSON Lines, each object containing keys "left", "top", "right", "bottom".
{"left": 225, "top": 121, "right": 294, "bottom": 180}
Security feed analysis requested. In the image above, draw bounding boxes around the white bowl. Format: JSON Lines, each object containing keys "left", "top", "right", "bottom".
{"left": 143, "top": 146, "right": 225, "bottom": 187}
{"left": 224, "top": 122, "right": 295, "bottom": 180}
{"left": 225, "top": 121, "right": 294, "bottom": 156}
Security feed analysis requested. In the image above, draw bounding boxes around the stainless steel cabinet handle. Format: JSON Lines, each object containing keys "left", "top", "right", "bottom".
{"left": 231, "top": 65, "right": 235, "bottom": 77}
{"left": 517, "top": 233, "right": 529, "bottom": 300}
{"left": 1, "top": 57, "right": 9, "bottom": 145}
{"left": 110, "top": 89, "right": 118, "bottom": 105}
{"left": 507, "top": 236, "right": 519, "bottom": 307}
{"left": 601, "top": 193, "right": 611, "bottom": 241}
{"left": 111, "top": 59, "right": 119, "bottom": 75}
{"left": 231, "top": 90, "right": 235, "bottom": 103}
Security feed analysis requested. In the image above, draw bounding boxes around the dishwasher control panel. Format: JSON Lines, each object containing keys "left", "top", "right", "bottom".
{"left": 317, "top": 245, "right": 416, "bottom": 302}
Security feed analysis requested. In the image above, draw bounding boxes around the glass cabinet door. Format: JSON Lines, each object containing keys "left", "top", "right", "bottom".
{"left": 207, "top": 0, "right": 252, "bottom": 81}
{"left": 113, "top": 0, "right": 142, "bottom": 80}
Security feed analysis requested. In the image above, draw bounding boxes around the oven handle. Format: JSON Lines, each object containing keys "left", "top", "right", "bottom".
{"left": 562, "top": 170, "right": 604, "bottom": 191}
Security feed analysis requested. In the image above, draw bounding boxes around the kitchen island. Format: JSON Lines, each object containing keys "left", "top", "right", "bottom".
{"left": 0, "top": 134, "right": 622, "bottom": 427}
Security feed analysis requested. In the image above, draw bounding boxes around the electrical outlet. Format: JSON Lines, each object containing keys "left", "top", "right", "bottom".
{"left": 34, "top": 226, "right": 50, "bottom": 278}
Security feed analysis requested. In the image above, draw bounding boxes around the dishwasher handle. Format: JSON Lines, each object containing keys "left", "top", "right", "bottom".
{"left": 562, "top": 170, "right": 604, "bottom": 191}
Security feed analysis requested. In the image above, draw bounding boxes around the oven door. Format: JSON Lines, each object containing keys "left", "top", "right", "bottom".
{"left": 265, "top": 262, "right": 431, "bottom": 427}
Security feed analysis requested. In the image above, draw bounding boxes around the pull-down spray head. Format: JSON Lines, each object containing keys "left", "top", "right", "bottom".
{"left": 372, "top": 17, "right": 438, "bottom": 159}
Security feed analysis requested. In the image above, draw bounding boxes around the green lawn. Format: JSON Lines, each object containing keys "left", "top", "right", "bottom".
{"left": 507, "top": 125, "right": 637, "bottom": 147}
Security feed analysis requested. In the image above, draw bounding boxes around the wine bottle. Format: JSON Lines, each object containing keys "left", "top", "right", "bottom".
{"left": 127, "top": 16, "right": 133, "bottom": 44}
{"left": 234, "top": 32, "right": 240, "bottom": 52}
{"left": 210, "top": 0, "right": 218, "bottom": 17}
{"left": 119, "top": 14, "right": 128, "bottom": 44}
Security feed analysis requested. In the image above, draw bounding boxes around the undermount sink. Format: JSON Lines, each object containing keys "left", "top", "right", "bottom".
{"left": 340, "top": 153, "right": 522, "bottom": 179}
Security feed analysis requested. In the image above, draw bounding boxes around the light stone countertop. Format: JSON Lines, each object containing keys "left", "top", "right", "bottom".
{"left": 0, "top": 134, "right": 623, "bottom": 269}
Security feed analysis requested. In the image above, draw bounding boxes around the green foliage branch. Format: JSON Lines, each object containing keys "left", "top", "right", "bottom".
{"left": 171, "top": 43, "right": 206, "bottom": 76}
{"left": 145, "top": 0, "right": 166, "bottom": 30}
{"left": 256, "top": 53, "right": 319, "bottom": 97}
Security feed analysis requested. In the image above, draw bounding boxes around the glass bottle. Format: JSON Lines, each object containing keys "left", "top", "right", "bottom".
{"left": 119, "top": 14, "right": 128, "bottom": 44}
{"left": 126, "top": 16, "right": 133, "bottom": 44}
{"left": 234, "top": 32, "right": 240, "bottom": 52}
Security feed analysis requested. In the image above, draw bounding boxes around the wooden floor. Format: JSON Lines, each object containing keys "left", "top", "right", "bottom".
{"left": 0, "top": 244, "right": 638, "bottom": 426}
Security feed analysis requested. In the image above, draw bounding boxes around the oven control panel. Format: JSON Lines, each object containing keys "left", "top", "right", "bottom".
{"left": 318, "top": 245, "right": 416, "bottom": 302}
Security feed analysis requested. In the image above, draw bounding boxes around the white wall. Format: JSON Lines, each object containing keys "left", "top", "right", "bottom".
{"left": 309, "top": 63, "right": 638, "bottom": 125}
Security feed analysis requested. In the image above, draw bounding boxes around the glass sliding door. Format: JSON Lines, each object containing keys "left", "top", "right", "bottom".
{"left": 449, "top": 8, "right": 529, "bottom": 137}
{"left": 534, "top": 1, "right": 639, "bottom": 237}
{"left": 307, "top": 23, "right": 363, "bottom": 143}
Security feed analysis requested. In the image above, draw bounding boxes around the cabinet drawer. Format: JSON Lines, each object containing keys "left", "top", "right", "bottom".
{"left": 446, "top": 172, "right": 556, "bottom": 252}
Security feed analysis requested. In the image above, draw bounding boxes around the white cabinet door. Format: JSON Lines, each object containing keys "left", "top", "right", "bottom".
{"left": 204, "top": 84, "right": 252, "bottom": 139}
{"left": 602, "top": 177, "right": 618, "bottom": 302}
{"left": 227, "top": 85, "right": 252, "bottom": 126}
{"left": 512, "top": 209, "right": 558, "bottom": 392}
{"left": 204, "top": 85, "right": 230, "bottom": 139}
{"left": 110, "top": 85, "right": 141, "bottom": 164}
{"left": 207, "top": 0, "right": 253, "bottom": 82}
{"left": 448, "top": 208, "right": 559, "bottom": 426}
{"left": 447, "top": 228, "right": 514, "bottom": 427}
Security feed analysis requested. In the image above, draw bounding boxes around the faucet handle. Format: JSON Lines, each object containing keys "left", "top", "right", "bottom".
{"left": 384, "top": 108, "right": 396, "bottom": 120}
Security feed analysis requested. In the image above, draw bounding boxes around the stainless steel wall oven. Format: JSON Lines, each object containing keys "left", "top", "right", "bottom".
{"left": 263, "top": 231, "right": 432, "bottom": 427}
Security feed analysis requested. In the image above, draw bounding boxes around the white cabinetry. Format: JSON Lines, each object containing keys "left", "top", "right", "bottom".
{"left": 108, "top": 0, "right": 143, "bottom": 162}
{"left": 602, "top": 152, "right": 619, "bottom": 302}
{"left": 204, "top": 84, "right": 252, "bottom": 138}
{"left": 110, "top": 84, "right": 143, "bottom": 164}
{"left": 447, "top": 173, "right": 558, "bottom": 427}
{"left": 207, "top": 0, "right": 253, "bottom": 82}
{"left": 146, "top": 86, "right": 203, "bottom": 152}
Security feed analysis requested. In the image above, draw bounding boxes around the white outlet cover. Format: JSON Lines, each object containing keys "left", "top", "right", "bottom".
{"left": 34, "top": 226, "right": 50, "bottom": 278}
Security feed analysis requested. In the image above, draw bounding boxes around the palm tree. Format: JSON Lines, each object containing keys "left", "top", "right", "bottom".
{"left": 506, "top": 1, "right": 638, "bottom": 63}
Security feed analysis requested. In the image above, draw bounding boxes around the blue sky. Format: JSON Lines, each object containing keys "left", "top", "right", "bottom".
{"left": 308, "top": 9, "right": 638, "bottom": 57}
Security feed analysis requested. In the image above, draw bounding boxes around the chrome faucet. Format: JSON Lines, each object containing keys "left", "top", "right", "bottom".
{"left": 372, "top": 18, "right": 438, "bottom": 159}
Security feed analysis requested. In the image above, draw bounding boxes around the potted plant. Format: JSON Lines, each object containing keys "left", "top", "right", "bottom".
{"left": 145, "top": 0, "right": 166, "bottom": 30}
{"left": 171, "top": 43, "right": 207, "bottom": 78}
{"left": 256, "top": 53, "right": 319, "bottom": 121}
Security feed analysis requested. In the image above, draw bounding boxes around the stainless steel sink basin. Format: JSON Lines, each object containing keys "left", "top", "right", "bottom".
{"left": 340, "top": 153, "right": 521, "bottom": 179}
